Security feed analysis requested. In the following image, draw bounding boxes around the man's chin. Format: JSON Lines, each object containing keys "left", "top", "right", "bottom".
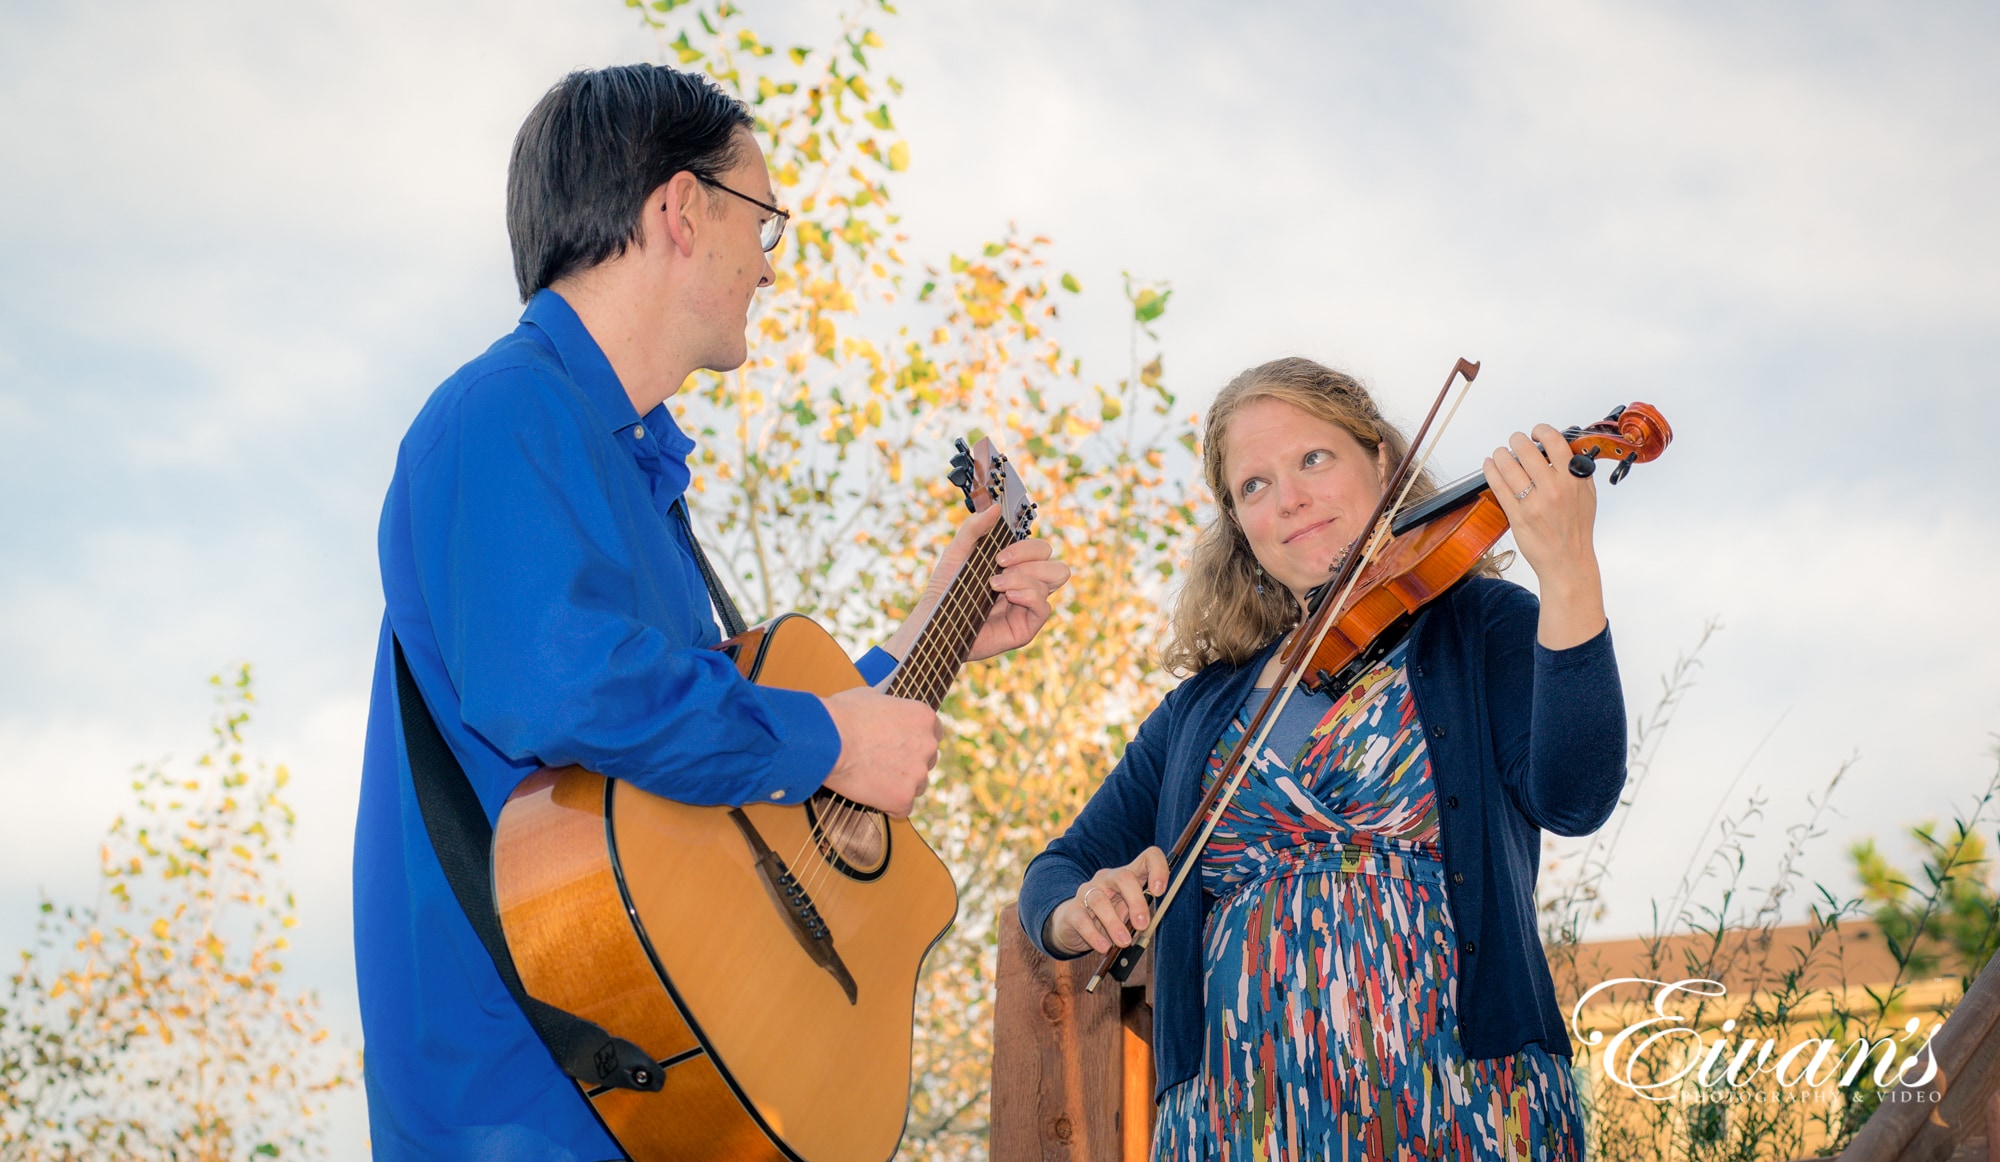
{"left": 700, "top": 344, "right": 751, "bottom": 375}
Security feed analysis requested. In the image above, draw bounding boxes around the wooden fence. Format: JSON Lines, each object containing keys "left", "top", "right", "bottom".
{"left": 991, "top": 902, "right": 1154, "bottom": 1162}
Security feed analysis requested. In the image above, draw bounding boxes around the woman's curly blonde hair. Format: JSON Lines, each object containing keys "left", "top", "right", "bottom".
{"left": 1159, "top": 357, "right": 1499, "bottom": 676}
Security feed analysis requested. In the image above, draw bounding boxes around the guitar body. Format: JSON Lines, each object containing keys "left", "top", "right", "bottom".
{"left": 493, "top": 613, "right": 959, "bottom": 1161}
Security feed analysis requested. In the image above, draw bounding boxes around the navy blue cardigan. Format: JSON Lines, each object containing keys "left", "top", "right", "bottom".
{"left": 1018, "top": 577, "right": 1627, "bottom": 1098}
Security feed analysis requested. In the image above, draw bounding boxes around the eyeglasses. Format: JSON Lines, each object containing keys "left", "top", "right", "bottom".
{"left": 696, "top": 174, "right": 789, "bottom": 253}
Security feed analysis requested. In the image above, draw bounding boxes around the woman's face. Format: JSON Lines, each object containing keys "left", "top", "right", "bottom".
{"left": 1221, "top": 396, "right": 1390, "bottom": 605}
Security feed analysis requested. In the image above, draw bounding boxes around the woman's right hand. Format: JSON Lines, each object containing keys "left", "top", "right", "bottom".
{"left": 1045, "top": 847, "right": 1171, "bottom": 957}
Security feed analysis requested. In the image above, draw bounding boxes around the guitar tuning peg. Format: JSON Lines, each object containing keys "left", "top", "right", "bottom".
{"left": 954, "top": 437, "right": 972, "bottom": 457}
{"left": 948, "top": 465, "right": 973, "bottom": 492}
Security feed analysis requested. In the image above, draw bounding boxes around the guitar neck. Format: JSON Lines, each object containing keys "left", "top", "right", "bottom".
{"left": 883, "top": 521, "right": 1018, "bottom": 709}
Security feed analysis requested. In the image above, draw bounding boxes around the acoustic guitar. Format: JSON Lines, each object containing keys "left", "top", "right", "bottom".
{"left": 491, "top": 438, "right": 1036, "bottom": 1161}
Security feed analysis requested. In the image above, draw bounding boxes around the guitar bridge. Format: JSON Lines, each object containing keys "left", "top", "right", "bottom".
{"left": 727, "top": 808, "right": 858, "bottom": 1005}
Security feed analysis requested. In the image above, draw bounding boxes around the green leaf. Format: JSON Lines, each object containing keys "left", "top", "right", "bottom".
{"left": 866, "top": 104, "right": 893, "bottom": 130}
{"left": 789, "top": 46, "right": 811, "bottom": 65}
{"left": 1132, "top": 287, "right": 1171, "bottom": 325}
{"left": 669, "top": 31, "right": 704, "bottom": 65}
{"left": 917, "top": 280, "right": 936, "bottom": 301}
{"left": 886, "top": 141, "right": 909, "bottom": 172}
{"left": 982, "top": 241, "right": 1005, "bottom": 257}
{"left": 1060, "top": 272, "right": 1081, "bottom": 293}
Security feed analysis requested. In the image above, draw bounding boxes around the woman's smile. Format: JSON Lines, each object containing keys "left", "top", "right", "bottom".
{"left": 1283, "top": 517, "right": 1339, "bottom": 545}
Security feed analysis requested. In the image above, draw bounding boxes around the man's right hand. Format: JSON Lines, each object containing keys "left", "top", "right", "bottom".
{"left": 818, "top": 686, "right": 943, "bottom": 817}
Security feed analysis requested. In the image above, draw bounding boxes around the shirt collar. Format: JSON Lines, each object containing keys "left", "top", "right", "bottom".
{"left": 520, "top": 287, "right": 700, "bottom": 504}
{"left": 520, "top": 288, "right": 641, "bottom": 433}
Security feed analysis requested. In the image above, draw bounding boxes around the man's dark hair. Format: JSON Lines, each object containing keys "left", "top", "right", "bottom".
{"left": 507, "top": 64, "right": 754, "bottom": 302}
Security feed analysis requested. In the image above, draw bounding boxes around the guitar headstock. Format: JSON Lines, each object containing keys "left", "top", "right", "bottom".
{"left": 948, "top": 436, "right": 1037, "bottom": 542}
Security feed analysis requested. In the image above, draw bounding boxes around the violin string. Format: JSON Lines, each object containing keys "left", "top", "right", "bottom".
{"left": 1103, "top": 367, "right": 1482, "bottom": 976}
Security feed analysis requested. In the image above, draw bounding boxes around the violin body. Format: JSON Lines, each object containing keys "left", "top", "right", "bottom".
{"left": 1291, "top": 491, "right": 1509, "bottom": 689}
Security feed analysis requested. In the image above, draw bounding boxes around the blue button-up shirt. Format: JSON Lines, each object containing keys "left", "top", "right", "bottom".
{"left": 354, "top": 290, "right": 895, "bottom": 1159}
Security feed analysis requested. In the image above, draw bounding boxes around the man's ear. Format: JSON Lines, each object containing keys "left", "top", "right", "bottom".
{"left": 645, "top": 173, "right": 703, "bottom": 258}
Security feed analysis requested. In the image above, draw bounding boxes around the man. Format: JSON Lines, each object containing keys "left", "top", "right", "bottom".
{"left": 353, "top": 64, "right": 1068, "bottom": 1159}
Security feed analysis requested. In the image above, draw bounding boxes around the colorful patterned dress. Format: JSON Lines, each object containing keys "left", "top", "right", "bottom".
{"left": 1151, "top": 639, "right": 1584, "bottom": 1161}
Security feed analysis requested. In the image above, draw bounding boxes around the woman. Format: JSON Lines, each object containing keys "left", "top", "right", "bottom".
{"left": 1017, "top": 357, "right": 1627, "bottom": 1159}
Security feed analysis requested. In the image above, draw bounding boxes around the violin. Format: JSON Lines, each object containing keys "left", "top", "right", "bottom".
{"left": 1085, "top": 363, "right": 1673, "bottom": 992}
{"left": 1290, "top": 401, "right": 1674, "bottom": 697}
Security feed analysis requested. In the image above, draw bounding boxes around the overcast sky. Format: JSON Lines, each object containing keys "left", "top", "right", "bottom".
{"left": 3, "top": 0, "right": 1997, "bottom": 1154}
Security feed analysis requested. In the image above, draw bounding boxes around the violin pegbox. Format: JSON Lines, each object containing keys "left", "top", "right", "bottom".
{"left": 948, "top": 436, "right": 1037, "bottom": 542}
{"left": 1560, "top": 402, "right": 1674, "bottom": 486}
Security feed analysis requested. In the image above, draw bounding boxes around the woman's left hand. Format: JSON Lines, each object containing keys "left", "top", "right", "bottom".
{"left": 1484, "top": 423, "right": 1608, "bottom": 650}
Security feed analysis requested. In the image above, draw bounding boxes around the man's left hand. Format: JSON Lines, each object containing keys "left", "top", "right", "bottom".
{"left": 886, "top": 505, "right": 1071, "bottom": 665}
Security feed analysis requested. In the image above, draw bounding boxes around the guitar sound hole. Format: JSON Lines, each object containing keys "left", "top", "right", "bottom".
{"left": 806, "top": 790, "right": 890, "bottom": 881}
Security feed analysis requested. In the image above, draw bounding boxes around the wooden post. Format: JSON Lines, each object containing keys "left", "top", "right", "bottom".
{"left": 1834, "top": 952, "right": 2000, "bottom": 1162}
{"left": 992, "top": 902, "right": 1155, "bottom": 1162}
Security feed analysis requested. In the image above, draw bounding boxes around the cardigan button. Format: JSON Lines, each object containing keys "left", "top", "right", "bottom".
{"left": 1429, "top": 723, "right": 1446, "bottom": 738}
{"left": 1414, "top": 665, "right": 1425, "bottom": 677}
{"left": 1462, "top": 940, "right": 1476, "bottom": 955}
{"left": 1452, "top": 871, "right": 1465, "bottom": 884}
{"left": 1445, "top": 795, "right": 1460, "bottom": 810}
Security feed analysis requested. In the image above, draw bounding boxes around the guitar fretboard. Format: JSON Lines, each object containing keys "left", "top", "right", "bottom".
{"left": 883, "top": 521, "right": 1018, "bottom": 710}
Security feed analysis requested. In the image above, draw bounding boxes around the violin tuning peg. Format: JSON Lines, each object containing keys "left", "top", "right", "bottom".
{"left": 1608, "top": 453, "right": 1636, "bottom": 485}
{"left": 1567, "top": 452, "right": 1597, "bottom": 479}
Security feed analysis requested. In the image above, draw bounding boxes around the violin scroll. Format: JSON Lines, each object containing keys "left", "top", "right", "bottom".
{"left": 1563, "top": 402, "right": 1673, "bottom": 485}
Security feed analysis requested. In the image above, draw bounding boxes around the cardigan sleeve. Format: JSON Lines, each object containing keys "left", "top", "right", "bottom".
{"left": 1481, "top": 583, "right": 1628, "bottom": 837}
{"left": 1018, "top": 681, "right": 1185, "bottom": 960}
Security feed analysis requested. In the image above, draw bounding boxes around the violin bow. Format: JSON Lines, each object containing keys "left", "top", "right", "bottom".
{"left": 1085, "top": 357, "right": 1481, "bottom": 992}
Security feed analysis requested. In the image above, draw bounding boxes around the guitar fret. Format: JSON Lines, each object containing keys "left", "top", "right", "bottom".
{"left": 886, "top": 525, "right": 1013, "bottom": 710}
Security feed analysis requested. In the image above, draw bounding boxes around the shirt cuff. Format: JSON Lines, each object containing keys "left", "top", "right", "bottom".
{"left": 745, "top": 685, "right": 843, "bottom": 804}
{"left": 856, "top": 646, "right": 898, "bottom": 687}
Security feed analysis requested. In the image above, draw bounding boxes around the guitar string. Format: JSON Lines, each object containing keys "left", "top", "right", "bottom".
{"left": 795, "top": 521, "right": 1013, "bottom": 904}
{"left": 781, "top": 526, "right": 991, "bottom": 879}
{"left": 808, "top": 523, "right": 1010, "bottom": 898}
{"left": 797, "top": 526, "right": 1004, "bottom": 906}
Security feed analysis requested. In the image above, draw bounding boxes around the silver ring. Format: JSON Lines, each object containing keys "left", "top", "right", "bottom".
{"left": 1082, "top": 886, "right": 1102, "bottom": 904}
{"left": 1514, "top": 485, "right": 1534, "bottom": 500}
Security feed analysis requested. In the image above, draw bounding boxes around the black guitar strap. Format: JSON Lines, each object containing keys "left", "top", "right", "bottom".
{"left": 671, "top": 498, "right": 749, "bottom": 637}
{"left": 391, "top": 636, "right": 663, "bottom": 1094}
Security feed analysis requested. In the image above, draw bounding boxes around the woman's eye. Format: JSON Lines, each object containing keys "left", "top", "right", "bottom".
{"left": 1303, "top": 449, "right": 1329, "bottom": 467}
{"left": 1240, "top": 478, "right": 1264, "bottom": 497}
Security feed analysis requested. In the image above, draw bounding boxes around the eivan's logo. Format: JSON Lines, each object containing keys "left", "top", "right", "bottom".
{"left": 1570, "top": 978, "right": 1942, "bottom": 1101}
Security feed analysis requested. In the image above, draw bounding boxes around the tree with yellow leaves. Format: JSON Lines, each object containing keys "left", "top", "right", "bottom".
{"left": 626, "top": 1, "right": 1199, "bottom": 1153}
{"left": 0, "top": 668, "right": 354, "bottom": 1160}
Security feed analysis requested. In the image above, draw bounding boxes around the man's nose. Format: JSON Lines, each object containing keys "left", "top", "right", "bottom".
{"left": 758, "top": 252, "right": 775, "bottom": 288}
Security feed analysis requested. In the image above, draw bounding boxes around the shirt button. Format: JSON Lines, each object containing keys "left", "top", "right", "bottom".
{"left": 1413, "top": 665, "right": 1425, "bottom": 677}
{"left": 1445, "top": 795, "right": 1460, "bottom": 810}
{"left": 1452, "top": 871, "right": 1465, "bottom": 884}
{"left": 632, "top": 424, "right": 646, "bottom": 439}
{"left": 770, "top": 789, "right": 786, "bottom": 801}
{"left": 1429, "top": 723, "right": 1446, "bottom": 738}
{"left": 1462, "top": 940, "right": 1476, "bottom": 955}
